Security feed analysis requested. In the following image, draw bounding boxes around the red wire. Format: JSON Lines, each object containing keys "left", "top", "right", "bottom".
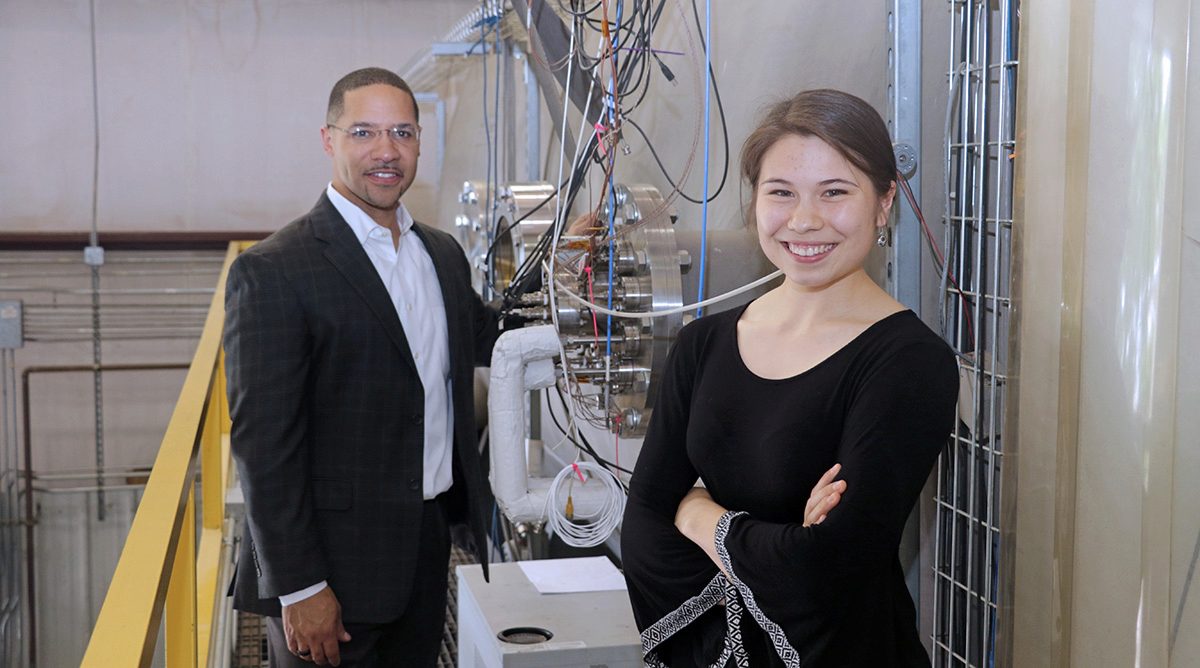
{"left": 897, "top": 174, "right": 975, "bottom": 344}
{"left": 584, "top": 265, "right": 601, "bottom": 343}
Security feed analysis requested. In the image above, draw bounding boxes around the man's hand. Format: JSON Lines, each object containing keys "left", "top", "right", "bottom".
{"left": 282, "top": 587, "right": 352, "bottom": 666}
{"left": 803, "top": 463, "right": 846, "bottom": 527}
{"left": 485, "top": 298, "right": 533, "bottom": 332}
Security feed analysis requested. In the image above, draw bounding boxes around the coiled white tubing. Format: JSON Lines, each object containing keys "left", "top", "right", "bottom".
{"left": 544, "top": 462, "right": 627, "bottom": 548}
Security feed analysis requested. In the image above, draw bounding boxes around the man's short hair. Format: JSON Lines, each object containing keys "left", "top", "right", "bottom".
{"left": 326, "top": 67, "right": 419, "bottom": 125}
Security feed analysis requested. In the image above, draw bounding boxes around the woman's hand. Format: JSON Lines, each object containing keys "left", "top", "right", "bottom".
{"left": 803, "top": 463, "right": 846, "bottom": 527}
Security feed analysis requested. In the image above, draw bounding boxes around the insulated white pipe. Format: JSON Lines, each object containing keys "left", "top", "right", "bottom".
{"left": 488, "top": 325, "right": 610, "bottom": 523}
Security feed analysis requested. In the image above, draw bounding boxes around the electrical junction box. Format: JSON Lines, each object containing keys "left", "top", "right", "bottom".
{"left": 456, "top": 560, "right": 642, "bottom": 667}
{"left": 0, "top": 301, "right": 23, "bottom": 349}
{"left": 84, "top": 244, "right": 105, "bottom": 266}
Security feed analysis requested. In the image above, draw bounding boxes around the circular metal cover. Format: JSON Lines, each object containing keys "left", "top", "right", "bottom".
{"left": 497, "top": 626, "right": 554, "bottom": 644}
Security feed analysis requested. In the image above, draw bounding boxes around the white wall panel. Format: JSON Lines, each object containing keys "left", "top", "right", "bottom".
{"left": 1012, "top": 0, "right": 1198, "bottom": 664}
{"left": 0, "top": 0, "right": 480, "bottom": 233}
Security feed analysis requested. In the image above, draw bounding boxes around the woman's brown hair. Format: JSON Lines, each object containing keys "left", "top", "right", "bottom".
{"left": 740, "top": 89, "right": 896, "bottom": 199}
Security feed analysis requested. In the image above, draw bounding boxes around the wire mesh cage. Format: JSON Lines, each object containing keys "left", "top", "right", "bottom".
{"left": 932, "top": 0, "right": 1018, "bottom": 666}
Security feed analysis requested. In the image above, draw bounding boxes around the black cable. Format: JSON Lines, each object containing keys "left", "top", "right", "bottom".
{"left": 546, "top": 387, "right": 633, "bottom": 481}
{"left": 501, "top": 130, "right": 599, "bottom": 306}
{"left": 606, "top": 0, "right": 732, "bottom": 206}
{"left": 484, "top": 1, "right": 619, "bottom": 302}
{"left": 496, "top": 0, "right": 673, "bottom": 305}
{"left": 625, "top": 114, "right": 723, "bottom": 205}
{"left": 483, "top": 189, "right": 557, "bottom": 287}
{"left": 618, "top": 45, "right": 654, "bottom": 112}
{"left": 612, "top": 8, "right": 655, "bottom": 111}
{"left": 611, "top": 1, "right": 656, "bottom": 105}
{"left": 559, "top": 0, "right": 604, "bottom": 19}
{"left": 577, "top": 0, "right": 643, "bottom": 33}
{"left": 482, "top": 167, "right": 588, "bottom": 296}
{"left": 686, "top": 0, "right": 732, "bottom": 203}
{"left": 572, "top": 0, "right": 655, "bottom": 95}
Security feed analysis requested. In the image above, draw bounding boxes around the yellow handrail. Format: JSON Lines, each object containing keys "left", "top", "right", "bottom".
{"left": 82, "top": 242, "right": 247, "bottom": 667}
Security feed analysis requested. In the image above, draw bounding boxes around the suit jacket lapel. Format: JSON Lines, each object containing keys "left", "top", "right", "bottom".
{"left": 308, "top": 194, "right": 418, "bottom": 374}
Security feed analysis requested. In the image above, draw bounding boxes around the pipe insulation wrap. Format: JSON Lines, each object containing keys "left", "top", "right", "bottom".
{"left": 488, "top": 325, "right": 610, "bottom": 522}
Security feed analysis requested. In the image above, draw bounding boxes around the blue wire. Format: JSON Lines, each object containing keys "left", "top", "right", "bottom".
{"left": 606, "top": 179, "right": 617, "bottom": 362}
{"left": 613, "top": 0, "right": 624, "bottom": 52}
{"left": 605, "top": 2, "right": 622, "bottom": 363}
{"left": 695, "top": 0, "right": 713, "bottom": 318}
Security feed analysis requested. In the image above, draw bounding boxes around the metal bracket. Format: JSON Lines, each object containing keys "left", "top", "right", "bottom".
{"left": 894, "top": 142, "right": 919, "bottom": 178}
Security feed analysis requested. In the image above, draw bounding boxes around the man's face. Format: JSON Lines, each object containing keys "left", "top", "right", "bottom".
{"left": 321, "top": 84, "right": 420, "bottom": 227}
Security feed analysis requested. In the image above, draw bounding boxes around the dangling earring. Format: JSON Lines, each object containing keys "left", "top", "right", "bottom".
{"left": 876, "top": 227, "right": 888, "bottom": 247}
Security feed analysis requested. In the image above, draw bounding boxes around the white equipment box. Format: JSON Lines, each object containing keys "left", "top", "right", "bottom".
{"left": 456, "top": 560, "right": 642, "bottom": 667}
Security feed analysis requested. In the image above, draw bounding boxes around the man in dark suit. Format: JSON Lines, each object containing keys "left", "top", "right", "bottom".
{"left": 223, "top": 67, "right": 499, "bottom": 667}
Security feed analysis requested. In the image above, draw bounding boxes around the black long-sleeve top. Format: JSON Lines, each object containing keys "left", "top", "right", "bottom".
{"left": 621, "top": 305, "right": 958, "bottom": 667}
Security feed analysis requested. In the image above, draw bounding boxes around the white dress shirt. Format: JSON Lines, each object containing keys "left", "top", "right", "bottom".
{"left": 280, "top": 185, "right": 455, "bottom": 607}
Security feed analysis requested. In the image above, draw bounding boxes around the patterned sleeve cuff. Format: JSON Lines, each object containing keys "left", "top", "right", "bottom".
{"left": 714, "top": 510, "right": 748, "bottom": 580}
{"left": 713, "top": 510, "right": 803, "bottom": 666}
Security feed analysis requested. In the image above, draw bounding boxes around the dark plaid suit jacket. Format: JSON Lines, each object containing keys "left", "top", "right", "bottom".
{"left": 223, "top": 193, "right": 498, "bottom": 622}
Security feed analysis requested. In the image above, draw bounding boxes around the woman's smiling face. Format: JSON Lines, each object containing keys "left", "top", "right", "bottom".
{"left": 754, "top": 133, "right": 894, "bottom": 291}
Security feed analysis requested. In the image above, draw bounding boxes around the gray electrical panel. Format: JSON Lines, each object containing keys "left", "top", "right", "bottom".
{"left": 0, "top": 301, "right": 23, "bottom": 349}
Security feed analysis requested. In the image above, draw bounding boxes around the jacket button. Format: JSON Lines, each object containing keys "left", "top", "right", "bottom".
{"left": 408, "top": 479, "right": 421, "bottom": 491}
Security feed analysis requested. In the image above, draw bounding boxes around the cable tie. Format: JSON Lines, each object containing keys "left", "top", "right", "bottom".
{"left": 571, "top": 462, "right": 587, "bottom": 484}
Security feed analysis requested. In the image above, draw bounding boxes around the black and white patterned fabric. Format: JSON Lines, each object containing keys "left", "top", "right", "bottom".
{"left": 637, "top": 511, "right": 787, "bottom": 668}
{"left": 716, "top": 511, "right": 800, "bottom": 667}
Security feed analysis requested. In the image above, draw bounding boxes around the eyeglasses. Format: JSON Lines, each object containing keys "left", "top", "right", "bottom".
{"left": 327, "top": 123, "right": 421, "bottom": 145}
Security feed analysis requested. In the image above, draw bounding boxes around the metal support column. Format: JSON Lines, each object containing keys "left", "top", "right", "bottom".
{"left": 503, "top": 39, "right": 518, "bottom": 183}
{"left": 523, "top": 50, "right": 542, "bottom": 181}
{"left": 0, "top": 310, "right": 24, "bottom": 668}
{"left": 887, "top": 0, "right": 925, "bottom": 625}
{"left": 888, "top": 0, "right": 923, "bottom": 310}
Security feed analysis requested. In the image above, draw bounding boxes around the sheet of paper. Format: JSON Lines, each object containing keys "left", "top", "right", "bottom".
{"left": 517, "top": 556, "right": 628, "bottom": 594}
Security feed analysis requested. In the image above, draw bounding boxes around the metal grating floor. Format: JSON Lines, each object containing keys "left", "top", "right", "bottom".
{"left": 439, "top": 544, "right": 477, "bottom": 667}
{"left": 233, "top": 544, "right": 477, "bottom": 667}
{"left": 234, "top": 612, "right": 269, "bottom": 668}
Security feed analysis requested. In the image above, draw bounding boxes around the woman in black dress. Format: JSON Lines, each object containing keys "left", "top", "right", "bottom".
{"left": 621, "top": 89, "right": 959, "bottom": 667}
